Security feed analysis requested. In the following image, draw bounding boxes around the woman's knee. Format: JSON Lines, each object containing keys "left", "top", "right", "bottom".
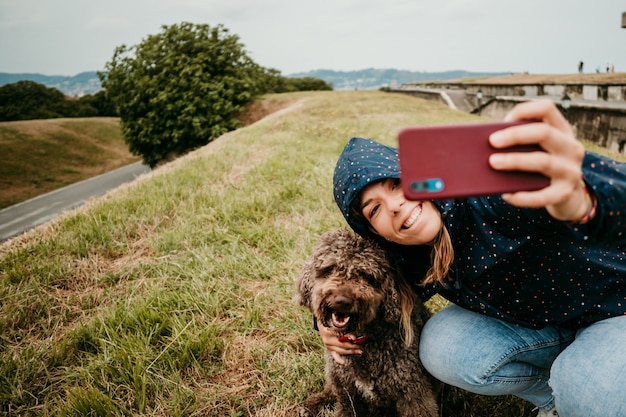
{"left": 419, "top": 305, "right": 467, "bottom": 377}
{"left": 550, "top": 317, "right": 626, "bottom": 416}
{"left": 419, "top": 305, "right": 499, "bottom": 386}
{"left": 419, "top": 304, "right": 562, "bottom": 397}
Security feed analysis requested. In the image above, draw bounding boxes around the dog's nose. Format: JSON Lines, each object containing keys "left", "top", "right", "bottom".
{"left": 332, "top": 295, "right": 354, "bottom": 310}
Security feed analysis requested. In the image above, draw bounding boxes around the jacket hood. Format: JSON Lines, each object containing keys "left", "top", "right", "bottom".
{"left": 333, "top": 137, "right": 400, "bottom": 239}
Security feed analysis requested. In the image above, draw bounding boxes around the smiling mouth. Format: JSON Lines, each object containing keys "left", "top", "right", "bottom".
{"left": 402, "top": 203, "right": 423, "bottom": 229}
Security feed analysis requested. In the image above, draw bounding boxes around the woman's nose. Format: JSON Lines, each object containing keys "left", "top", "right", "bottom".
{"left": 389, "top": 195, "right": 404, "bottom": 214}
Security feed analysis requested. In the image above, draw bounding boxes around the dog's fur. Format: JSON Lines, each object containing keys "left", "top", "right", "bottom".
{"left": 295, "top": 228, "right": 440, "bottom": 417}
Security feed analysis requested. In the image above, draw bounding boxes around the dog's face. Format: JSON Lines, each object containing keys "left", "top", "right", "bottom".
{"left": 295, "top": 229, "right": 401, "bottom": 336}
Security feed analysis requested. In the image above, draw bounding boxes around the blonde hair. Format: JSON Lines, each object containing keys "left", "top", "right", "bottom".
{"left": 396, "top": 274, "right": 417, "bottom": 346}
{"left": 421, "top": 224, "right": 454, "bottom": 286}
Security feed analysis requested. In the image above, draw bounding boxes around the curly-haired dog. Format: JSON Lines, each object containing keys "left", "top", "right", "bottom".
{"left": 295, "top": 228, "right": 440, "bottom": 417}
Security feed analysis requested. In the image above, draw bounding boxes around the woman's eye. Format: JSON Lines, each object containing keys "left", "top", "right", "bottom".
{"left": 392, "top": 179, "right": 400, "bottom": 189}
{"left": 369, "top": 204, "right": 380, "bottom": 218}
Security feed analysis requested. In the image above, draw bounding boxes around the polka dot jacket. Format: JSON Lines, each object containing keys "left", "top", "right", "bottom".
{"left": 333, "top": 137, "right": 626, "bottom": 330}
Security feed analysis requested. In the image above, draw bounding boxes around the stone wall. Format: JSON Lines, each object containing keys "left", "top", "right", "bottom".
{"left": 478, "top": 98, "right": 626, "bottom": 154}
{"left": 390, "top": 91, "right": 626, "bottom": 155}
{"left": 417, "top": 82, "right": 626, "bottom": 102}
{"left": 393, "top": 89, "right": 449, "bottom": 106}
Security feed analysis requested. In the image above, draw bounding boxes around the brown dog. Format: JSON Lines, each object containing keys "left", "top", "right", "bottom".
{"left": 295, "top": 228, "right": 440, "bottom": 417}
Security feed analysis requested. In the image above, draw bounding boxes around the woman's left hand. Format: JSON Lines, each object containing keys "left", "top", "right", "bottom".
{"left": 488, "top": 100, "right": 589, "bottom": 222}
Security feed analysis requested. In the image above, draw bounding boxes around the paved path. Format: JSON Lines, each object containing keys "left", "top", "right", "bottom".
{"left": 0, "top": 162, "right": 151, "bottom": 243}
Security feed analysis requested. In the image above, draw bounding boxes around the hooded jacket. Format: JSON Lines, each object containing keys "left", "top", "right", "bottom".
{"left": 334, "top": 137, "right": 626, "bottom": 329}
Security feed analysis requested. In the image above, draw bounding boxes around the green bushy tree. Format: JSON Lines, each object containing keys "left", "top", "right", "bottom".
{"left": 0, "top": 80, "right": 67, "bottom": 121}
{"left": 282, "top": 76, "right": 333, "bottom": 92}
{"left": 255, "top": 69, "right": 333, "bottom": 94}
{"left": 77, "top": 91, "right": 118, "bottom": 117}
{"left": 100, "top": 22, "right": 267, "bottom": 167}
{"left": 0, "top": 81, "right": 116, "bottom": 121}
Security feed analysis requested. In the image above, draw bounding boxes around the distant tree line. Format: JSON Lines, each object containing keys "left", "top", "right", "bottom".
{"left": 0, "top": 73, "right": 330, "bottom": 124}
{"left": 0, "top": 81, "right": 117, "bottom": 121}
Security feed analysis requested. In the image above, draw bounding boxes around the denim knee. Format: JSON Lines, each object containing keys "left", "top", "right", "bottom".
{"left": 550, "top": 316, "right": 626, "bottom": 417}
{"left": 419, "top": 305, "right": 520, "bottom": 391}
{"left": 419, "top": 305, "right": 560, "bottom": 407}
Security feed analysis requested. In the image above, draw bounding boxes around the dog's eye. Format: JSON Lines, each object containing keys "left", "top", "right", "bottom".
{"left": 316, "top": 266, "right": 334, "bottom": 279}
{"left": 361, "top": 273, "right": 381, "bottom": 288}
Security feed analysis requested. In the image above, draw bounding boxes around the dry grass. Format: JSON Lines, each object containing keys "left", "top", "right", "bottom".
{"left": 0, "top": 117, "right": 139, "bottom": 208}
{"left": 0, "top": 98, "right": 292, "bottom": 210}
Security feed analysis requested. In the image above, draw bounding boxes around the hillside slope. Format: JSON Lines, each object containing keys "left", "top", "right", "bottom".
{"left": 0, "top": 91, "right": 541, "bottom": 416}
{"left": 0, "top": 117, "right": 139, "bottom": 208}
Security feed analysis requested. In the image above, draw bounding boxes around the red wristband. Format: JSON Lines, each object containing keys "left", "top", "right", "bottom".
{"left": 569, "top": 180, "right": 597, "bottom": 225}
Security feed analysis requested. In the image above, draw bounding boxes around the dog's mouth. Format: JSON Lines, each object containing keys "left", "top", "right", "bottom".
{"left": 322, "top": 309, "right": 356, "bottom": 333}
{"left": 330, "top": 311, "right": 351, "bottom": 329}
{"left": 317, "top": 293, "right": 369, "bottom": 334}
{"left": 321, "top": 296, "right": 359, "bottom": 333}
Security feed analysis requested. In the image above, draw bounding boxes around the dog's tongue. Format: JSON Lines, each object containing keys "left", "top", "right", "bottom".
{"left": 331, "top": 312, "right": 350, "bottom": 328}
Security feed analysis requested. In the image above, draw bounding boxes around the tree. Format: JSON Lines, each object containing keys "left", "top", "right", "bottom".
{"left": 77, "top": 91, "right": 118, "bottom": 117}
{"left": 283, "top": 76, "right": 332, "bottom": 92}
{"left": 100, "top": 22, "right": 267, "bottom": 167}
{"left": 0, "top": 81, "right": 67, "bottom": 121}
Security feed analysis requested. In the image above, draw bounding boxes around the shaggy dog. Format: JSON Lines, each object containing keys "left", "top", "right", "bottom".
{"left": 295, "top": 228, "right": 440, "bottom": 417}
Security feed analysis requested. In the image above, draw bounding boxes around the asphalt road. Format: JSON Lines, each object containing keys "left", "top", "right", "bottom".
{"left": 0, "top": 161, "right": 151, "bottom": 243}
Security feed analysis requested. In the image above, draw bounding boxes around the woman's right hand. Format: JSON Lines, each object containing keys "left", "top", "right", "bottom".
{"left": 488, "top": 100, "right": 588, "bottom": 222}
{"left": 318, "top": 322, "right": 363, "bottom": 365}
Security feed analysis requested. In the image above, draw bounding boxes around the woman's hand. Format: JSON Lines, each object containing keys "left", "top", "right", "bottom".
{"left": 488, "top": 100, "right": 589, "bottom": 222}
{"left": 318, "top": 322, "right": 363, "bottom": 365}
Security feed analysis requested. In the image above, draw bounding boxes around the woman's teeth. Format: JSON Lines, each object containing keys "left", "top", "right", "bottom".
{"left": 403, "top": 204, "right": 422, "bottom": 229}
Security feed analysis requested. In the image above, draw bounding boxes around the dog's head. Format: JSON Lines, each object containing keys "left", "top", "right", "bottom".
{"left": 295, "top": 228, "right": 405, "bottom": 336}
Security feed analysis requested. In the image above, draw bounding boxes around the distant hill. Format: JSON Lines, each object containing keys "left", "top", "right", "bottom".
{"left": 0, "top": 68, "right": 512, "bottom": 96}
{"left": 0, "top": 71, "right": 101, "bottom": 96}
{"left": 288, "top": 68, "right": 511, "bottom": 90}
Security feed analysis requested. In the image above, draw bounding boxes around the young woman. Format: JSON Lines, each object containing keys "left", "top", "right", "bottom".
{"left": 320, "top": 100, "right": 626, "bottom": 417}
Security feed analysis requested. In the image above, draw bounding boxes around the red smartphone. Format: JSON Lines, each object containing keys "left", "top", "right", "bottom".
{"left": 398, "top": 120, "right": 550, "bottom": 200}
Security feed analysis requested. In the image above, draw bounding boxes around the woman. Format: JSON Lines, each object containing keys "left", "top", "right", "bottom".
{"left": 321, "top": 100, "right": 626, "bottom": 417}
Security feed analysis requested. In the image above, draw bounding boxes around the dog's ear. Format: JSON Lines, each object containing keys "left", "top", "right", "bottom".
{"left": 363, "top": 240, "right": 403, "bottom": 323}
{"left": 294, "top": 258, "right": 315, "bottom": 310}
{"left": 380, "top": 272, "right": 402, "bottom": 322}
{"left": 294, "top": 229, "right": 345, "bottom": 309}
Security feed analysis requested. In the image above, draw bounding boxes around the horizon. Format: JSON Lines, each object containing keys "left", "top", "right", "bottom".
{"left": 1, "top": 67, "right": 610, "bottom": 79}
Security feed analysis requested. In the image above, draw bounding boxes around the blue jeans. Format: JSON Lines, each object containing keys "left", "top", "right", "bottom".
{"left": 419, "top": 304, "right": 626, "bottom": 417}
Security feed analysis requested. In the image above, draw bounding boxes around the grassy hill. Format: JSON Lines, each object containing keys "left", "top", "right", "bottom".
{"left": 0, "top": 117, "right": 139, "bottom": 208}
{"left": 3, "top": 90, "right": 623, "bottom": 416}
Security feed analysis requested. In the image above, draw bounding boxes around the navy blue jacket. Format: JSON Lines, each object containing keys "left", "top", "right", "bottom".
{"left": 334, "top": 137, "right": 626, "bottom": 329}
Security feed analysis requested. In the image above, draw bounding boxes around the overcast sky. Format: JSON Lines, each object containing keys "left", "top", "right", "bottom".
{"left": 1, "top": 0, "right": 625, "bottom": 76}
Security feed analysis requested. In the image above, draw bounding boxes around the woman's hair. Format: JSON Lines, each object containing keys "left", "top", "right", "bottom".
{"left": 349, "top": 183, "right": 454, "bottom": 286}
{"left": 396, "top": 270, "right": 417, "bottom": 346}
{"left": 423, "top": 225, "right": 454, "bottom": 286}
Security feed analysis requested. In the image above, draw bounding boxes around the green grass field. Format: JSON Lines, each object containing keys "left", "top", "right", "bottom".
{"left": 1, "top": 91, "right": 624, "bottom": 416}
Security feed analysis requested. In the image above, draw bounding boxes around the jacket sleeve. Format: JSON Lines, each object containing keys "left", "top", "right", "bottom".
{"left": 573, "top": 151, "right": 626, "bottom": 244}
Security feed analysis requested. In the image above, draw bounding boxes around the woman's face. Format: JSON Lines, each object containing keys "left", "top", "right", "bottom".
{"left": 360, "top": 178, "right": 442, "bottom": 246}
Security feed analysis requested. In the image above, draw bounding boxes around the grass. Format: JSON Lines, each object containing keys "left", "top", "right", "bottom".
{"left": 0, "top": 117, "right": 139, "bottom": 208}
{"left": 0, "top": 91, "right": 622, "bottom": 417}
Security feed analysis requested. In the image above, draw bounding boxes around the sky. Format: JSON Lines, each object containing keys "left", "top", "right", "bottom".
{"left": 0, "top": 0, "right": 625, "bottom": 77}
